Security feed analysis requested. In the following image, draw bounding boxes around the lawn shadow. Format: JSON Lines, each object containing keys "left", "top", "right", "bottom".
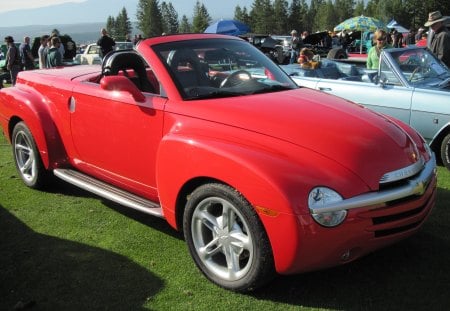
{"left": 0, "top": 205, "right": 164, "bottom": 310}
{"left": 42, "top": 179, "right": 182, "bottom": 240}
{"left": 250, "top": 186, "right": 450, "bottom": 310}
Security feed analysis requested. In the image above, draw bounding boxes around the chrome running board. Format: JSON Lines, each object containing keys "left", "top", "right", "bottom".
{"left": 53, "top": 169, "right": 163, "bottom": 218}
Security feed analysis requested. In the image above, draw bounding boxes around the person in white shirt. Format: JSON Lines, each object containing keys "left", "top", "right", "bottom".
{"left": 38, "top": 35, "right": 49, "bottom": 69}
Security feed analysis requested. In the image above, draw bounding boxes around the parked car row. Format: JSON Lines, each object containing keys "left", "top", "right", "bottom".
{"left": 0, "top": 34, "right": 437, "bottom": 291}
{"left": 243, "top": 32, "right": 347, "bottom": 64}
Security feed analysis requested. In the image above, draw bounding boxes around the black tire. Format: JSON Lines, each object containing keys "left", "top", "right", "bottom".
{"left": 12, "top": 122, "right": 51, "bottom": 189}
{"left": 183, "top": 183, "right": 275, "bottom": 291}
{"left": 441, "top": 133, "right": 450, "bottom": 170}
{"left": 327, "top": 48, "right": 347, "bottom": 60}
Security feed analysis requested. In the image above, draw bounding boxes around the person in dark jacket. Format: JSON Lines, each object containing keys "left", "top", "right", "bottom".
{"left": 97, "top": 28, "right": 115, "bottom": 58}
{"left": 4, "top": 36, "right": 21, "bottom": 85}
{"left": 425, "top": 10, "right": 450, "bottom": 67}
{"left": 19, "top": 36, "right": 35, "bottom": 70}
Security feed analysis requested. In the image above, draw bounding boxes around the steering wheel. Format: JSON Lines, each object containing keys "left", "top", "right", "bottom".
{"left": 409, "top": 66, "right": 421, "bottom": 82}
{"left": 220, "top": 70, "right": 252, "bottom": 88}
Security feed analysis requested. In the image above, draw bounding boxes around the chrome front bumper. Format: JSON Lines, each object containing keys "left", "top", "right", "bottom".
{"left": 309, "top": 154, "right": 437, "bottom": 214}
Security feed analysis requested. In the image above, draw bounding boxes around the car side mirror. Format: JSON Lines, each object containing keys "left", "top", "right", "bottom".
{"left": 100, "top": 75, "right": 146, "bottom": 102}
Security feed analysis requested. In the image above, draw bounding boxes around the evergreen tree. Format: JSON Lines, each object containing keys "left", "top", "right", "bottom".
{"left": 161, "top": 1, "right": 179, "bottom": 34}
{"left": 308, "top": 0, "right": 324, "bottom": 32}
{"left": 315, "top": 0, "right": 337, "bottom": 32}
{"left": 192, "top": 1, "right": 211, "bottom": 33}
{"left": 179, "top": 14, "right": 192, "bottom": 33}
{"left": 115, "top": 7, "right": 132, "bottom": 41}
{"left": 106, "top": 16, "right": 116, "bottom": 38}
{"left": 273, "top": 0, "right": 289, "bottom": 35}
{"left": 234, "top": 5, "right": 251, "bottom": 26}
{"left": 290, "top": 0, "right": 305, "bottom": 34}
{"left": 250, "top": 0, "right": 274, "bottom": 34}
{"left": 354, "top": 0, "right": 365, "bottom": 16}
{"left": 137, "top": 0, "right": 163, "bottom": 37}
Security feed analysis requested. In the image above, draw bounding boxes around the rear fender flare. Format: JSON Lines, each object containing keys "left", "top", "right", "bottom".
{"left": 2, "top": 86, "right": 67, "bottom": 169}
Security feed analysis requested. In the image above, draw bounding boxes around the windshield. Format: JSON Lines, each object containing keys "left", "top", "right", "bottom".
{"left": 389, "top": 48, "right": 450, "bottom": 86}
{"left": 153, "top": 38, "right": 298, "bottom": 99}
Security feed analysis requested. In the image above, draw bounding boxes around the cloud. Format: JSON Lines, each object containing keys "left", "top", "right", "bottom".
{"left": 0, "top": 0, "right": 87, "bottom": 13}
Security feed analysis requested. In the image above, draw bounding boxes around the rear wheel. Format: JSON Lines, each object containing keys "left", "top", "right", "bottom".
{"left": 12, "top": 122, "right": 51, "bottom": 189}
{"left": 183, "top": 183, "right": 275, "bottom": 291}
{"left": 441, "top": 133, "right": 450, "bottom": 170}
{"left": 327, "top": 48, "right": 347, "bottom": 60}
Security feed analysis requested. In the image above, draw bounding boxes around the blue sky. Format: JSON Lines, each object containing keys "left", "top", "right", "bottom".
{"left": 0, "top": 0, "right": 253, "bottom": 27}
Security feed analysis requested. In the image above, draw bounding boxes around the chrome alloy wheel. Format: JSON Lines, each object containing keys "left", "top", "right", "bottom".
{"left": 14, "top": 130, "right": 38, "bottom": 183}
{"left": 191, "top": 196, "right": 254, "bottom": 282}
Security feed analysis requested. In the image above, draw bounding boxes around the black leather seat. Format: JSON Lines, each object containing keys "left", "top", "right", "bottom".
{"left": 102, "top": 50, "right": 155, "bottom": 93}
{"left": 167, "top": 48, "right": 210, "bottom": 88}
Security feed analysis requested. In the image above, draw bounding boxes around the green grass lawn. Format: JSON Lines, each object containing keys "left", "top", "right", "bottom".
{"left": 1, "top": 132, "right": 449, "bottom": 310}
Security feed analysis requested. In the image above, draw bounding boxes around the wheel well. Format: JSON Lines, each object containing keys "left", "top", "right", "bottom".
{"left": 174, "top": 177, "right": 226, "bottom": 231}
{"left": 8, "top": 116, "right": 23, "bottom": 140}
{"left": 430, "top": 127, "right": 450, "bottom": 165}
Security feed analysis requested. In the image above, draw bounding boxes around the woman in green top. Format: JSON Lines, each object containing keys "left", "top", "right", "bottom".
{"left": 366, "top": 29, "right": 391, "bottom": 69}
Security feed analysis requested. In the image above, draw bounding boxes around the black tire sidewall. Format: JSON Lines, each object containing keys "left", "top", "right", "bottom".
{"left": 183, "top": 183, "right": 274, "bottom": 291}
{"left": 441, "top": 134, "right": 450, "bottom": 170}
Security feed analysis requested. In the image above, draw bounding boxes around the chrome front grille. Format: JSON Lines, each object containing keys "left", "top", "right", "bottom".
{"left": 360, "top": 167, "right": 437, "bottom": 238}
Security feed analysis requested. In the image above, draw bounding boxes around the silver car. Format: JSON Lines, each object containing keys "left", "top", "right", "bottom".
{"left": 284, "top": 47, "right": 450, "bottom": 169}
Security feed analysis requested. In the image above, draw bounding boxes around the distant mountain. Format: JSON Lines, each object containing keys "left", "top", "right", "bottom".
{"left": 0, "top": 0, "right": 142, "bottom": 44}
{"left": 0, "top": 22, "right": 140, "bottom": 45}
{"left": 0, "top": 0, "right": 139, "bottom": 27}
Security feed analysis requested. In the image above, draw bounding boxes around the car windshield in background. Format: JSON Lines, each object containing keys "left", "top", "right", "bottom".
{"left": 115, "top": 42, "right": 134, "bottom": 50}
{"left": 389, "top": 48, "right": 450, "bottom": 86}
{"left": 152, "top": 38, "right": 298, "bottom": 100}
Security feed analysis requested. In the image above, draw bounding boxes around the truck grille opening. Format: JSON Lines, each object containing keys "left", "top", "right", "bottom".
{"left": 374, "top": 221, "right": 421, "bottom": 238}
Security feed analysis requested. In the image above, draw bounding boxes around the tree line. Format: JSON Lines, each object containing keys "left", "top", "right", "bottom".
{"left": 106, "top": 0, "right": 450, "bottom": 40}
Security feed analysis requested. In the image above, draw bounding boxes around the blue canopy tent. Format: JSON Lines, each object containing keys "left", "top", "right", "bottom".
{"left": 204, "top": 19, "right": 250, "bottom": 36}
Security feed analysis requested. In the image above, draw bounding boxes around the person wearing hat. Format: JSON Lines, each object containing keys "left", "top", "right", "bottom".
{"left": 425, "top": 10, "right": 450, "bottom": 68}
{"left": 4, "top": 36, "right": 21, "bottom": 85}
{"left": 289, "top": 29, "right": 303, "bottom": 64}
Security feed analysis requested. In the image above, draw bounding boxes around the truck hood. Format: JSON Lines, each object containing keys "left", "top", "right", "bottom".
{"left": 179, "top": 88, "right": 421, "bottom": 189}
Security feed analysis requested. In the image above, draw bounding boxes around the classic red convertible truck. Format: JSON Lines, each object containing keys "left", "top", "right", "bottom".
{"left": 0, "top": 34, "right": 437, "bottom": 291}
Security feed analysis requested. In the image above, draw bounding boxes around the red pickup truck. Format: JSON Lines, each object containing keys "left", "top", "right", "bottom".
{"left": 0, "top": 34, "right": 437, "bottom": 291}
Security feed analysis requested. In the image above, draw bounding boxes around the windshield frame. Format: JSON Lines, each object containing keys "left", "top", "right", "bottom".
{"left": 382, "top": 47, "right": 450, "bottom": 88}
{"left": 152, "top": 38, "right": 298, "bottom": 100}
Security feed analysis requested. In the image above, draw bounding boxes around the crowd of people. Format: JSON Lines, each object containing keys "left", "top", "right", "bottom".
{"left": 288, "top": 10, "right": 450, "bottom": 71}
{"left": 3, "top": 31, "right": 67, "bottom": 85}
{"left": 366, "top": 10, "right": 450, "bottom": 69}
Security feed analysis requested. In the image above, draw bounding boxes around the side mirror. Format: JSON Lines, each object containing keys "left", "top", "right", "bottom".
{"left": 100, "top": 75, "right": 146, "bottom": 102}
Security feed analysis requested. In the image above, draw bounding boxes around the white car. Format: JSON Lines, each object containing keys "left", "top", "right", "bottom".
{"left": 74, "top": 42, "right": 134, "bottom": 65}
{"left": 74, "top": 43, "right": 102, "bottom": 65}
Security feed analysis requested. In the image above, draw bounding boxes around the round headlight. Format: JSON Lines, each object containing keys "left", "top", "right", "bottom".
{"left": 308, "top": 187, "right": 347, "bottom": 227}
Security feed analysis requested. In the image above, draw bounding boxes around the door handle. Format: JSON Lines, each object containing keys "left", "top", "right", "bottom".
{"left": 319, "top": 87, "right": 332, "bottom": 91}
{"left": 69, "top": 96, "right": 76, "bottom": 112}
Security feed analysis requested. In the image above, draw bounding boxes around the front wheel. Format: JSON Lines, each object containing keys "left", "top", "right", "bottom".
{"left": 183, "top": 183, "right": 275, "bottom": 291}
{"left": 441, "top": 133, "right": 450, "bottom": 170}
{"left": 12, "top": 122, "right": 51, "bottom": 189}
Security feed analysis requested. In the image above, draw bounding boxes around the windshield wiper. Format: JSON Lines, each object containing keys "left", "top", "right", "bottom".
{"left": 250, "top": 84, "right": 295, "bottom": 94}
{"left": 186, "top": 88, "right": 244, "bottom": 99}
